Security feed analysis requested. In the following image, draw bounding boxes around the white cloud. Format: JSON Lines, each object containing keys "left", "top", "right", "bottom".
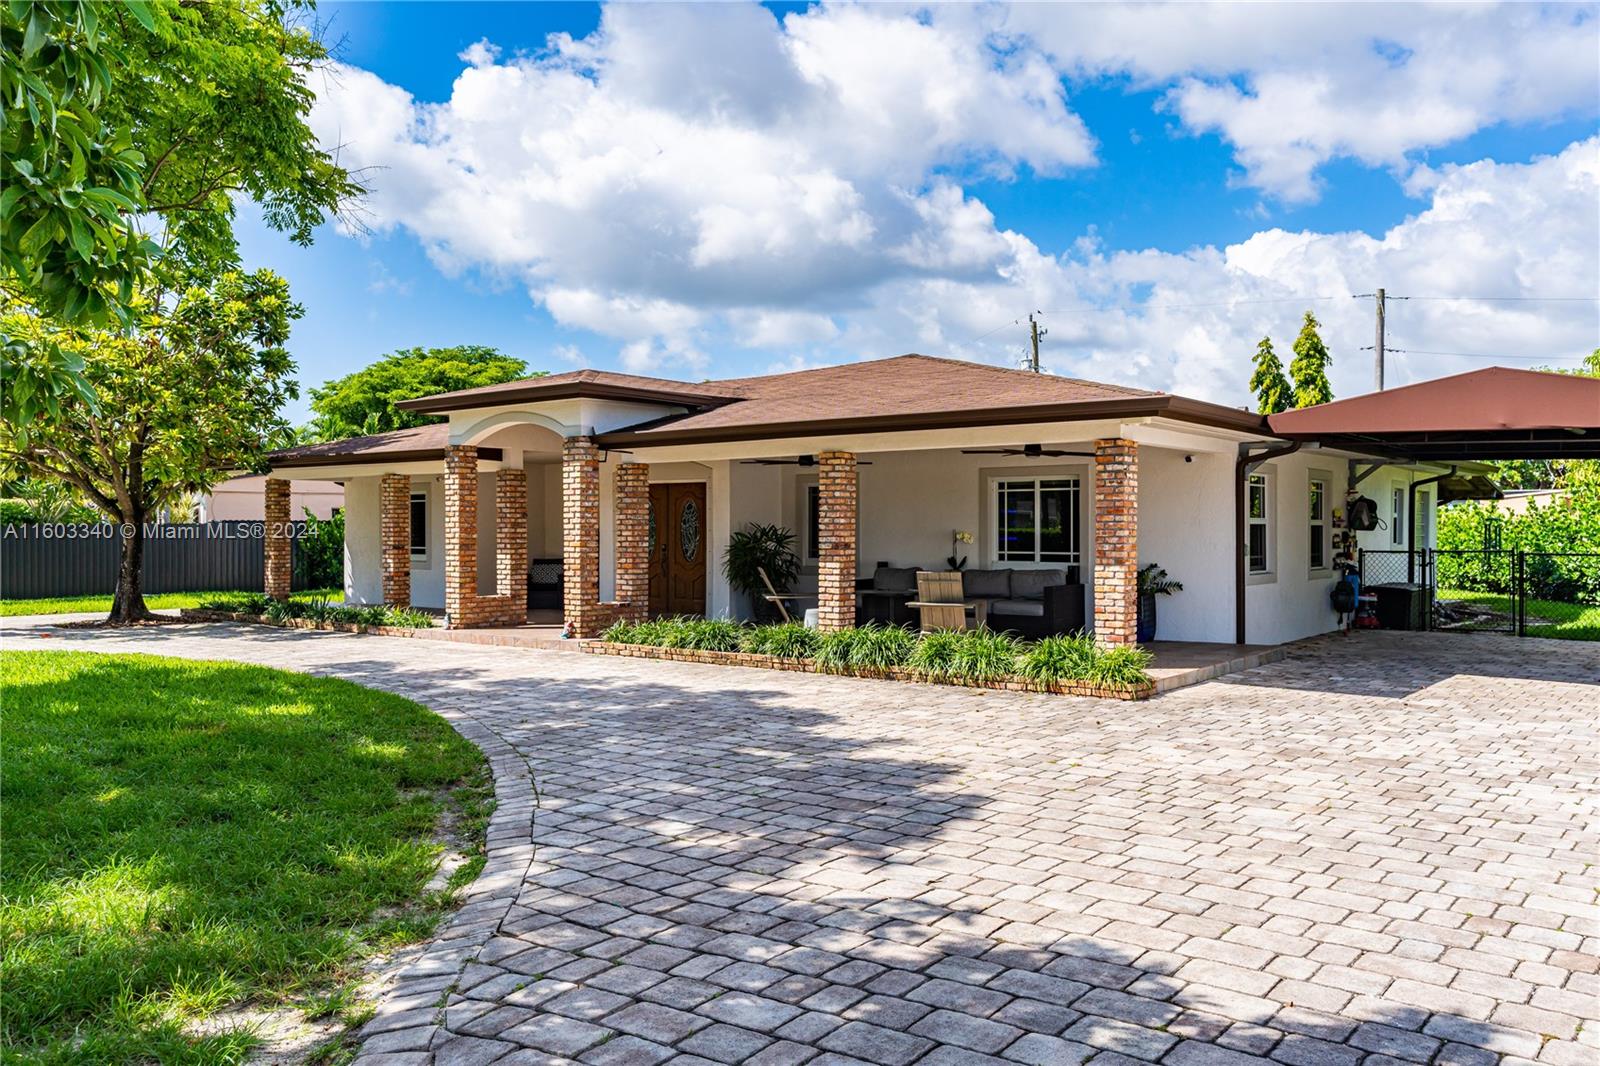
{"left": 1005, "top": 1, "right": 1598, "bottom": 201}
{"left": 307, "top": 2, "right": 1597, "bottom": 397}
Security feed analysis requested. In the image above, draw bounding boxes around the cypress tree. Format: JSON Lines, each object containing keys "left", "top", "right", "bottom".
{"left": 1248, "top": 336, "right": 1293, "bottom": 414}
{"left": 1290, "top": 311, "right": 1334, "bottom": 408}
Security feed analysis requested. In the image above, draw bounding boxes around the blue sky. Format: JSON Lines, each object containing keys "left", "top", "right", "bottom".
{"left": 241, "top": 2, "right": 1600, "bottom": 423}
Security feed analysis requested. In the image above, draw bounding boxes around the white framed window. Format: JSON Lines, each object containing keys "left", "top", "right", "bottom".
{"left": 992, "top": 476, "right": 1081, "bottom": 566}
{"left": 1247, "top": 472, "right": 1273, "bottom": 576}
{"left": 1391, "top": 485, "right": 1406, "bottom": 546}
{"left": 1308, "top": 474, "right": 1331, "bottom": 572}
{"left": 410, "top": 491, "right": 428, "bottom": 558}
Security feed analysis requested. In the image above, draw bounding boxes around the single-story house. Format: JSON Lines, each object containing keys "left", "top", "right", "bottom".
{"left": 262, "top": 357, "right": 1596, "bottom": 646}
{"left": 197, "top": 474, "right": 343, "bottom": 522}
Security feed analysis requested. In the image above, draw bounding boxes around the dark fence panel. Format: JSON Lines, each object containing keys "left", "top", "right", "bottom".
{"left": 1, "top": 522, "right": 311, "bottom": 599}
{"left": 1359, "top": 547, "right": 1598, "bottom": 640}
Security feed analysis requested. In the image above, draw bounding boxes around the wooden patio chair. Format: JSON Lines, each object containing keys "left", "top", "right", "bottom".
{"left": 757, "top": 566, "right": 812, "bottom": 624}
{"left": 910, "top": 570, "right": 970, "bottom": 633}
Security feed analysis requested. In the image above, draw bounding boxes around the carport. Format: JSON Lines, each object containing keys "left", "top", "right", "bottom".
{"left": 1270, "top": 366, "right": 1600, "bottom": 637}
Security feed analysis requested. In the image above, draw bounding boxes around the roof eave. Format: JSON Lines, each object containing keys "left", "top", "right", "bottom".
{"left": 395, "top": 381, "right": 738, "bottom": 414}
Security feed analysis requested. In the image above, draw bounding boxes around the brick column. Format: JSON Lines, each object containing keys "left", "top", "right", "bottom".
{"left": 264, "top": 477, "right": 292, "bottom": 601}
{"left": 380, "top": 473, "right": 411, "bottom": 606}
{"left": 562, "top": 436, "right": 606, "bottom": 637}
{"left": 614, "top": 462, "right": 650, "bottom": 624}
{"left": 1093, "top": 438, "right": 1139, "bottom": 645}
{"left": 496, "top": 466, "right": 528, "bottom": 614}
{"left": 816, "top": 451, "right": 858, "bottom": 631}
{"left": 444, "top": 444, "right": 480, "bottom": 626}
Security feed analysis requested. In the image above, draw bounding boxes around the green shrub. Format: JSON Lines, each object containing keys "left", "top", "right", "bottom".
{"left": 603, "top": 618, "right": 638, "bottom": 643}
{"left": 1087, "top": 644, "right": 1153, "bottom": 688}
{"left": 949, "top": 627, "right": 1020, "bottom": 682}
{"left": 906, "top": 629, "right": 964, "bottom": 680}
{"left": 1, "top": 499, "right": 36, "bottom": 525}
{"left": 378, "top": 605, "right": 435, "bottom": 628}
{"left": 740, "top": 622, "right": 820, "bottom": 658}
{"left": 815, "top": 623, "right": 916, "bottom": 673}
{"left": 294, "top": 507, "right": 345, "bottom": 588}
{"left": 1018, "top": 632, "right": 1098, "bottom": 686}
{"left": 601, "top": 616, "right": 741, "bottom": 650}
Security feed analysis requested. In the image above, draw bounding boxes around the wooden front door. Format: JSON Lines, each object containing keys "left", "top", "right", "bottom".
{"left": 648, "top": 483, "right": 706, "bottom": 616}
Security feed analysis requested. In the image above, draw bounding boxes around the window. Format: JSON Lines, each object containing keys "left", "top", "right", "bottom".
{"left": 410, "top": 492, "right": 427, "bottom": 557}
{"left": 1247, "top": 472, "right": 1271, "bottom": 575}
{"left": 1308, "top": 476, "right": 1330, "bottom": 571}
{"left": 994, "top": 477, "right": 1080, "bottom": 565}
{"left": 805, "top": 484, "right": 819, "bottom": 560}
{"left": 1391, "top": 486, "right": 1406, "bottom": 546}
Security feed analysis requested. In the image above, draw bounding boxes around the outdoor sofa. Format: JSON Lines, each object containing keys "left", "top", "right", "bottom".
{"left": 856, "top": 564, "right": 1085, "bottom": 638}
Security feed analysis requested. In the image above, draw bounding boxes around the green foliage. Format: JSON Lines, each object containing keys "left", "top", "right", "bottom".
{"left": 1017, "top": 634, "right": 1153, "bottom": 689}
{"left": 815, "top": 623, "right": 917, "bottom": 673}
{"left": 0, "top": 499, "right": 34, "bottom": 525}
{"left": 0, "top": 270, "right": 301, "bottom": 620}
{"left": 903, "top": 627, "right": 1021, "bottom": 682}
{"left": 905, "top": 629, "right": 963, "bottom": 680}
{"left": 602, "top": 615, "right": 742, "bottom": 651}
{"left": 1, "top": 650, "right": 483, "bottom": 1062}
{"left": 195, "top": 591, "right": 435, "bottom": 629}
{"left": 1137, "top": 563, "right": 1183, "bottom": 596}
{"left": 1437, "top": 487, "right": 1600, "bottom": 604}
{"left": 1484, "top": 351, "right": 1599, "bottom": 490}
{"left": 296, "top": 507, "right": 346, "bottom": 589}
{"left": 1289, "top": 311, "right": 1334, "bottom": 408}
{"left": 0, "top": 0, "right": 362, "bottom": 422}
{"left": 739, "top": 622, "right": 821, "bottom": 658}
{"left": 1, "top": 588, "right": 337, "bottom": 617}
{"left": 308, "top": 347, "right": 531, "bottom": 440}
{"left": 1248, "top": 336, "right": 1292, "bottom": 415}
{"left": 722, "top": 523, "right": 801, "bottom": 619}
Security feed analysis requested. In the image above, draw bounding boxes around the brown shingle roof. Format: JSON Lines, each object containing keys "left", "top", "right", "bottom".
{"left": 270, "top": 423, "right": 502, "bottom": 467}
{"left": 395, "top": 368, "right": 742, "bottom": 414}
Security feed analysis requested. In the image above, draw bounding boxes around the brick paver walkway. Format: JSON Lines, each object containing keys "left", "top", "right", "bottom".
{"left": 6, "top": 622, "right": 1596, "bottom": 1066}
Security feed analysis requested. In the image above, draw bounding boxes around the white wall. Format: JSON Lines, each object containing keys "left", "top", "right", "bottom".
{"left": 1138, "top": 449, "right": 1235, "bottom": 642}
{"left": 343, "top": 476, "right": 382, "bottom": 606}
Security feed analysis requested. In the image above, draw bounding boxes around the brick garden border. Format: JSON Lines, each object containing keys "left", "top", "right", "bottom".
{"left": 582, "top": 641, "right": 1155, "bottom": 700}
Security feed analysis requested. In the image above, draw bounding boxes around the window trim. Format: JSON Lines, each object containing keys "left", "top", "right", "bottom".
{"left": 1246, "top": 470, "right": 1275, "bottom": 582}
{"left": 1308, "top": 471, "right": 1332, "bottom": 575}
{"left": 987, "top": 474, "right": 1083, "bottom": 569}
{"left": 409, "top": 489, "right": 429, "bottom": 563}
{"left": 1391, "top": 483, "right": 1406, "bottom": 547}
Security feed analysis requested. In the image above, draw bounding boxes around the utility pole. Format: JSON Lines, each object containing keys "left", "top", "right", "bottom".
{"left": 1028, "top": 312, "right": 1046, "bottom": 373}
{"left": 1374, "top": 287, "right": 1386, "bottom": 391}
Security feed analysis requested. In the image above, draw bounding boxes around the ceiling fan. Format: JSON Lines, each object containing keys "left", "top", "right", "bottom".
{"left": 739, "top": 455, "right": 873, "bottom": 466}
{"left": 960, "top": 443, "right": 1093, "bottom": 458}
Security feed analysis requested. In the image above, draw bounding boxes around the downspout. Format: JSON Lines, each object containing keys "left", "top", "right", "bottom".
{"left": 1407, "top": 466, "right": 1456, "bottom": 582}
{"left": 1235, "top": 441, "right": 1303, "bottom": 645}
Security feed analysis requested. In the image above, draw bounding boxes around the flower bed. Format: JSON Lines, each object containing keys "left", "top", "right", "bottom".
{"left": 180, "top": 593, "right": 437, "bottom": 635}
{"left": 587, "top": 618, "right": 1155, "bottom": 700}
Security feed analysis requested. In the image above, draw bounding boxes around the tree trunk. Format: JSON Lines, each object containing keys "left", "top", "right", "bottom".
{"left": 108, "top": 514, "right": 154, "bottom": 623}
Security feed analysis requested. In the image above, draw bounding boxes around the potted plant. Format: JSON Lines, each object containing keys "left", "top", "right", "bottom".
{"left": 947, "top": 529, "right": 974, "bottom": 570}
{"left": 722, "top": 523, "right": 801, "bottom": 623}
{"left": 1136, "top": 563, "right": 1183, "bottom": 642}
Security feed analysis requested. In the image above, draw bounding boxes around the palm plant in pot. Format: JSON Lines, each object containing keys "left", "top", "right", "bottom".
{"left": 1136, "top": 563, "right": 1183, "bottom": 643}
{"left": 722, "top": 523, "right": 801, "bottom": 623}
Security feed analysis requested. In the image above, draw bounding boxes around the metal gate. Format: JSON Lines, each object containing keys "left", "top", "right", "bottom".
{"left": 1359, "top": 549, "right": 1599, "bottom": 639}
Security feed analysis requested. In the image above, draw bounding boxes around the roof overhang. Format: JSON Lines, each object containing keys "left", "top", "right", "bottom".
{"left": 1268, "top": 430, "right": 1598, "bottom": 461}
{"left": 270, "top": 445, "right": 503, "bottom": 470}
{"left": 397, "top": 380, "right": 736, "bottom": 415}
{"left": 595, "top": 395, "right": 1267, "bottom": 449}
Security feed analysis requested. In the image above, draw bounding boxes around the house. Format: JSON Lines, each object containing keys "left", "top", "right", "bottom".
{"left": 196, "top": 474, "right": 344, "bottom": 522}
{"left": 262, "top": 357, "right": 1594, "bottom": 646}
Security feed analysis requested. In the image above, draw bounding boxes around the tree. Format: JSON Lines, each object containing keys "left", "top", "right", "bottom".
{"left": 1, "top": 0, "right": 361, "bottom": 420}
{"left": 1289, "top": 311, "right": 1334, "bottom": 408}
{"left": 1248, "top": 336, "right": 1292, "bottom": 414}
{"left": 1487, "top": 348, "right": 1600, "bottom": 490}
{"left": 308, "top": 346, "right": 533, "bottom": 440}
{"left": 0, "top": 271, "right": 300, "bottom": 622}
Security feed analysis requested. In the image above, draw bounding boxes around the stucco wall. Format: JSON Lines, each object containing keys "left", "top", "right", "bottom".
{"left": 343, "top": 476, "right": 382, "bottom": 606}
{"left": 1137, "top": 449, "right": 1235, "bottom": 643}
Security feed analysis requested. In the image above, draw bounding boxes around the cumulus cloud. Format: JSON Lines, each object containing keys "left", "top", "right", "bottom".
{"left": 307, "top": 2, "right": 1598, "bottom": 396}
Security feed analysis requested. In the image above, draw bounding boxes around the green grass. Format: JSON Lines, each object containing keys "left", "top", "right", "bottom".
{"left": 0, "top": 588, "right": 339, "bottom": 617}
{"left": 1436, "top": 588, "right": 1600, "bottom": 640}
{"left": 1, "top": 650, "right": 489, "bottom": 1064}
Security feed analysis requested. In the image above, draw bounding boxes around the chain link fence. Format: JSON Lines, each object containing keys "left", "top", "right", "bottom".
{"left": 1360, "top": 548, "right": 1599, "bottom": 640}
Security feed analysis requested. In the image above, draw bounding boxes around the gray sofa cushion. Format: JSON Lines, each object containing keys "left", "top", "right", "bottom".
{"left": 1011, "top": 568, "right": 1068, "bottom": 601}
{"left": 962, "top": 569, "right": 1011, "bottom": 598}
{"left": 989, "top": 599, "right": 1045, "bottom": 618}
{"left": 873, "top": 566, "right": 918, "bottom": 593}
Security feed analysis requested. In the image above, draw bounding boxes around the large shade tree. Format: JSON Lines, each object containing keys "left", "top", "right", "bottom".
{"left": 1, "top": 0, "right": 361, "bottom": 420}
{"left": 308, "top": 346, "right": 532, "bottom": 440}
{"left": 0, "top": 272, "right": 300, "bottom": 622}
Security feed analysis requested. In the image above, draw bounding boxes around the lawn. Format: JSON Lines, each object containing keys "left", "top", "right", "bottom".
{"left": 0, "top": 588, "right": 338, "bottom": 617}
{"left": 1436, "top": 588, "right": 1600, "bottom": 640}
{"left": 1, "top": 651, "right": 490, "bottom": 1064}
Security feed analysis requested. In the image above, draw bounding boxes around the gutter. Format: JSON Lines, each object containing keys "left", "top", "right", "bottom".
{"left": 1407, "top": 466, "right": 1456, "bottom": 581}
{"left": 1235, "top": 440, "right": 1303, "bottom": 645}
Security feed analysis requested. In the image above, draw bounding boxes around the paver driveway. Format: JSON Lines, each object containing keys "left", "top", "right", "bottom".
{"left": 6, "top": 622, "right": 1596, "bottom": 1066}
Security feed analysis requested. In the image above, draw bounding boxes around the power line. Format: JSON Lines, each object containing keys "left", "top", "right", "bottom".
{"left": 1386, "top": 295, "right": 1599, "bottom": 303}
{"left": 1361, "top": 346, "right": 1589, "bottom": 361}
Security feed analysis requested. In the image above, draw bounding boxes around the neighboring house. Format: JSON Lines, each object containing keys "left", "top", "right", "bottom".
{"left": 197, "top": 475, "right": 343, "bottom": 522}
{"left": 262, "top": 357, "right": 1594, "bottom": 646}
{"left": 1492, "top": 488, "right": 1567, "bottom": 514}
